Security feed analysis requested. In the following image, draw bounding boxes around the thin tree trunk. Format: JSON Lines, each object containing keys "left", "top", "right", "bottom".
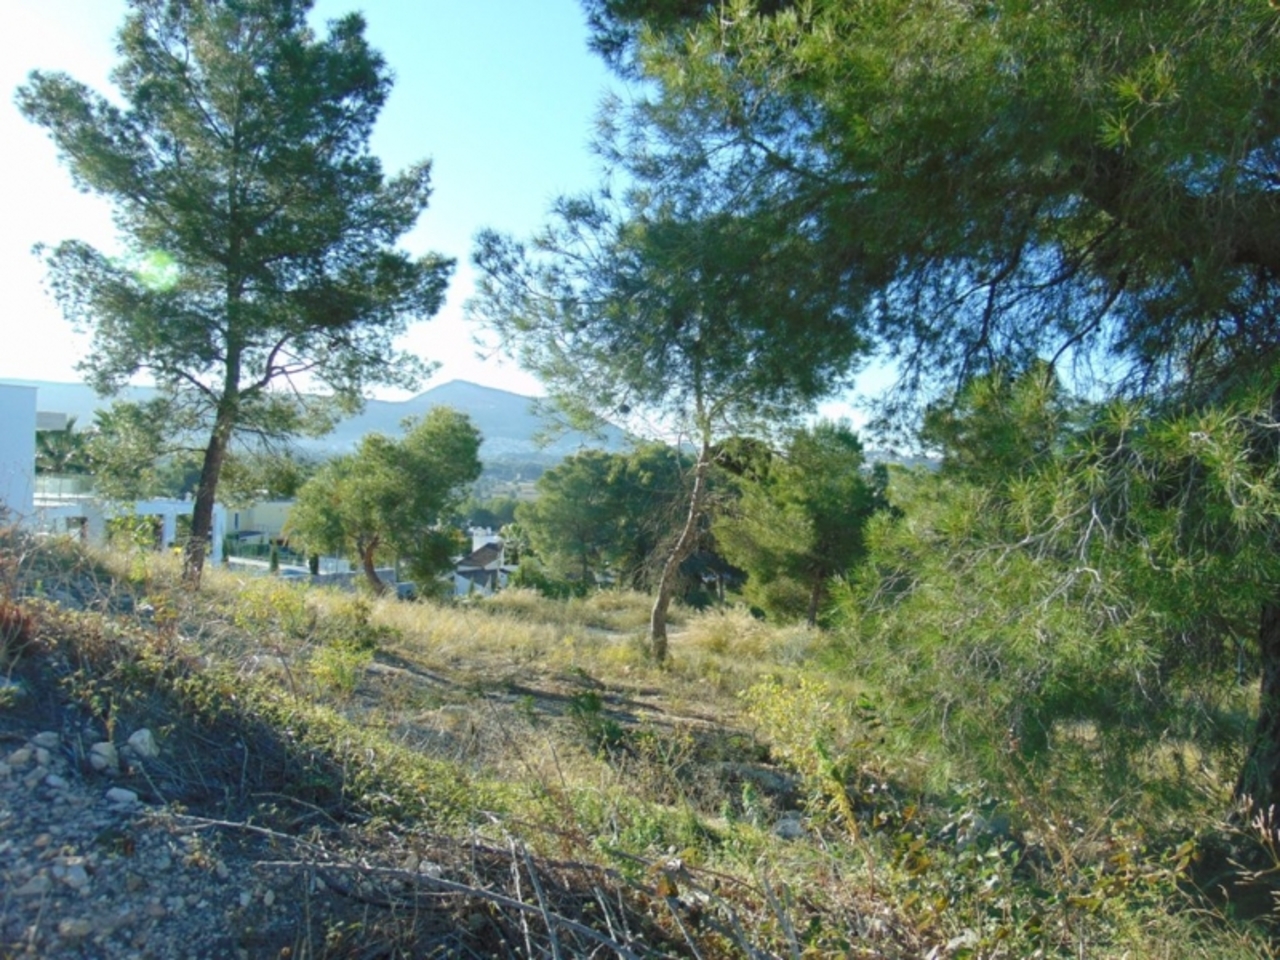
{"left": 806, "top": 574, "right": 824, "bottom": 628}
{"left": 184, "top": 334, "right": 242, "bottom": 586}
{"left": 183, "top": 412, "right": 234, "bottom": 585}
{"left": 649, "top": 439, "right": 712, "bottom": 663}
{"left": 1236, "top": 601, "right": 1280, "bottom": 822}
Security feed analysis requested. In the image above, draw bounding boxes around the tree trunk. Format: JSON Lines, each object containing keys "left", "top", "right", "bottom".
{"left": 1236, "top": 601, "right": 1280, "bottom": 822}
{"left": 183, "top": 413, "right": 234, "bottom": 586}
{"left": 1236, "top": 382, "right": 1280, "bottom": 822}
{"left": 806, "top": 574, "right": 824, "bottom": 628}
{"left": 360, "top": 543, "right": 388, "bottom": 595}
{"left": 648, "top": 439, "right": 712, "bottom": 663}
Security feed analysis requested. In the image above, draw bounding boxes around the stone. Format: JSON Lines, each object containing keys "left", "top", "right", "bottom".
{"left": 126, "top": 728, "right": 160, "bottom": 759}
{"left": 7, "top": 748, "right": 32, "bottom": 767}
{"left": 263, "top": 889, "right": 275, "bottom": 907}
{"left": 105, "top": 787, "right": 139, "bottom": 806}
{"left": 89, "top": 741, "right": 119, "bottom": 772}
{"left": 14, "top": 873, "right": 52, "bottom": 896}
{"left": 45, "top": 773, "right": 69, "bottom": 789}
{"left": 772, "top": 814, "right": 805, "bottom": 840}
{"left": 33, "top": 748, "right": 51, "bottom": 767}
{"left": 53, "top": 859, "right": 91, "bottom": 890}
{"left": 31, "top": 731, "right": 60, "bottom": 749}
{"left": 57, "top": 918, "right": 94, "bottom": 940}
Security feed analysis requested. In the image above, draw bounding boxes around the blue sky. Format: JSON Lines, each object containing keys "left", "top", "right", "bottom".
{"left": 1, "top": 0, "right": 616, "bottom": 398}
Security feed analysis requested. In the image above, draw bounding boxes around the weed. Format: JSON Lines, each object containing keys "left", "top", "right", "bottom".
{"left": 308, "top": 642, "right": 373, "bottom": 699}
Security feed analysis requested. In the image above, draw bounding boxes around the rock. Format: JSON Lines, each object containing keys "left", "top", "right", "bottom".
{"left": 946, "top": 929, "right": 980, "bottom": 952}
{"left": 105, "top": 787, "right": 139, "bottom": 806}
{"left": 33, "top": 747, "right": 51, "bottom": 767}
{"left": 14, "top": 873, "right": 53, "bottom": 896}
{"left": 0, "top": 761, "right": 10, "bottom": 778}
{"left": 263, "top": 889, "right": 275, "bottom": 907}
{"left": 45, "top": 773, "right": 69, "bottom": 789}
{"left": 57, "top": 917, "right": 95, "bottom": 940}
{"left": 31, "top": 731, "right": 61, "bottom": 749}
{"left": 126, "top": 728, "right": 160, "bottom": 759}
{"left": 7, "top": 747, "right": 32, "bottom": 767}
{"left": 773, "top": 813, "right": 806, "bottom": 840}
{"left": 53, "top": 858, "right": 91, "bottom": 890}
{"left": 89, "top": 741, "right": 120, "bottom": 772}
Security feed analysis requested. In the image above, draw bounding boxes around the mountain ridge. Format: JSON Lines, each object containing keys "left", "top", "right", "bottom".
{"left": 0, "top": 378, "right": 630, "bottom": 464}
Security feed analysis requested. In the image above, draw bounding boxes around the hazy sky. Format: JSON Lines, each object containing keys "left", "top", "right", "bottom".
{"left": 0, "top": 0, "right": 618, "bottom": 398}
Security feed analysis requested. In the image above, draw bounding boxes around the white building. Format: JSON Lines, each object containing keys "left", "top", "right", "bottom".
{"left": 0, "top": 383, "right": 224, "bottom": 560}
{"left": 0, "top": 385, "right": 37, "bottom": 523}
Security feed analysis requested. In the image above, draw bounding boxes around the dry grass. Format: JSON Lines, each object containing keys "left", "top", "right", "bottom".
{"left": 3, "top": 535, "right": 1270, "bottom": 958}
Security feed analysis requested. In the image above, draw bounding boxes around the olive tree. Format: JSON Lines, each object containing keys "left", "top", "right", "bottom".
{"left": 287, "top": 408, "right": 481, "bottom": 594}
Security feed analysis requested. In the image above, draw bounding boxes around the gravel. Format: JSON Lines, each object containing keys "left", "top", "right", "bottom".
{"left": 1, "top": 731, "right": 319, "bottom": 959}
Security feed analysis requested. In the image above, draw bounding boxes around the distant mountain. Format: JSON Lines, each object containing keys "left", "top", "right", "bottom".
{"left": 0, "top": 378, "right": 630, "bottom": 465}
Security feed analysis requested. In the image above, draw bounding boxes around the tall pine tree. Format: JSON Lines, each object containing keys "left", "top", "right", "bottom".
{"left": 18, "top": 0, "right": 452, "bottom": 582}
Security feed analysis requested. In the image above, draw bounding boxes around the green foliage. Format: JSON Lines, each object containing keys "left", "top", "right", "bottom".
{"left": 309, "top": 641, "right": 373, "bottom": 700}
{"left": 18, "top": 0, "right": 453, "bottom": 580}
{"left": 316, "top": 594, "right": 398, "bottom": 652}
{"left": 462, "top": 495, "right": 520, "bottom": 530}
{"left": 567, "top": 689, "right": 627, "bottom": 755}
{"left": 516, "top": 444, "right": 686, "bottom": 588}
{"left": 34, "top": 416, "right": 92, "bottom": 476}
{"left": 471, "top": 67, "right": 869, "bottom": 650}
{"left": 288, "top": 408, "right": 482, "bottom": 593}
{"left": 921, "top": 361, "right": 1079, "bottom": 485}
{"left": 592, "top": 0, "right": 1280, "bottom": 400}
{"left": 715, "top": 421, "right": 892, "bottom": 624}
{"left": 217, "top": 450, "right": 318, "bottom": 506}
{"left": 232, "top": 578, "right": 312, "bottom": 640}
{"left": 829, "top": 388, "right": 1273, "bottom": 810}
{"left": 506, "top": 560, "right": 592, "bottom": 600}
{"left": 86, "top": 399, "right": 193, "bottom": 501}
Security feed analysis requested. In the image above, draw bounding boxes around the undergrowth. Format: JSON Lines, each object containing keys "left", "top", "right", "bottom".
{"left": 0, "top": 528, "right": 1275, "bottom": 957}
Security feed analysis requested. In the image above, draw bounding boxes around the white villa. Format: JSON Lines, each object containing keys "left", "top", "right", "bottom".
{"left": 0, "top": 383, "right": 225, "bottom": 560}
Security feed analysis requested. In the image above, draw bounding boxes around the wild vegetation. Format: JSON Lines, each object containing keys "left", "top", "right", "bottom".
{"left": 2, "top": 517, "right": 1278, "bottom": 957}
{"left": 14, "top": 0, "right": 1280, "bottom": 954}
